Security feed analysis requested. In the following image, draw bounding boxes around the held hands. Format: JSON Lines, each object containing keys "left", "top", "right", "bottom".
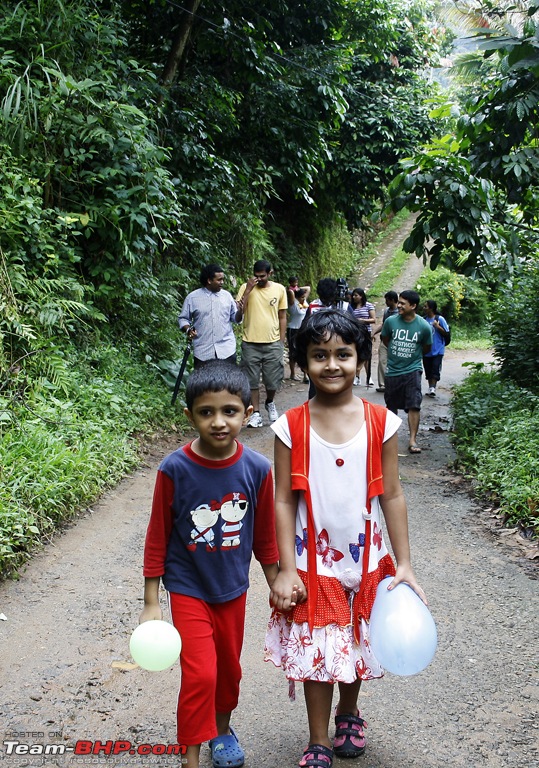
{"left": 386, "top": 563, "right": 428, "bottom": 605}
{"left": 270, "top": 569, "right": 307, "bottom": 612}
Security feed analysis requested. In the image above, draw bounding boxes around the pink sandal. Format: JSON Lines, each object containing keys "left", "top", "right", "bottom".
{"left": 298, "top": 744, "right": 333, "bottom": 768}
{"left": 333, "top": 712, "right": 367, "bottom": 758}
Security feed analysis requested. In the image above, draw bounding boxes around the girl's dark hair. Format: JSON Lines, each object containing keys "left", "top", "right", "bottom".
{"left": 185, "top": 361, "right": 251, "bottom": 410}
{"left": 293, "top": 309, "right": 371, "bottom": 369}
{"left": 351, "top": 287, "right": 367, "bottom": 306}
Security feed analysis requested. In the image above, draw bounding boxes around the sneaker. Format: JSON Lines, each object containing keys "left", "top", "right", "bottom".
{"left": 353, "top": 377, "right": 360, "bottom": 386}
{"left": 247, "top": 411, "right": 263, "bottom": 428}
{"left": 367, "top": 379, "right": 374, "bottom": 387}
{"left": 265, "top": 401, "right": 279, "bottom": 423}
{"left": 428, "top": 386, "right": 436, "bottom": 397}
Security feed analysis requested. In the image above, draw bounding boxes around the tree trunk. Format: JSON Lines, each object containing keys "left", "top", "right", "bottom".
{"left": 160, "top": 0, "right": 203, "bottom": 88}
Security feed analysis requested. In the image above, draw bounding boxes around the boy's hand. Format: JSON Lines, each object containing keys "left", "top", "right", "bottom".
{"left": 270, "top": 570, "right": 306, "bottom": 612}
{"left": 139, "top": 604, "right": 163, "bottom": 624}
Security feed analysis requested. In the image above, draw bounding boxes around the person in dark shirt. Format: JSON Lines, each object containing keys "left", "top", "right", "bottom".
{"left": 140, "top": 361, "right": 280, "bottom": 768}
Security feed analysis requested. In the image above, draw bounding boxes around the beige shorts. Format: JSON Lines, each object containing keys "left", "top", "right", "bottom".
{"left": 241, "top": 341, "right": 284, "bottom": 391}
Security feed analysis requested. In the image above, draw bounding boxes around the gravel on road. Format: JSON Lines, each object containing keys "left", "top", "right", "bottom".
{"left": 1, "top": 346, "right": 537, "bottom": 768}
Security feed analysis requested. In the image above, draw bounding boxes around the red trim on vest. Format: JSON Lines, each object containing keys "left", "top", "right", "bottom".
{"left": 286, "top": 399, "right": 395, "bottom": 641}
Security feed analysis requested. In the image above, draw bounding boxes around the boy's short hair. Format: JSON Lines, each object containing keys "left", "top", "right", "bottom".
{"left": 293, "top": 308, "right": 371, "bottom": 369}
{"left": 316, "top": 278, "right": 337, "bottom": 305}
{"left": 185, "top": 361, "right": 251, "bottom": 410}
{"left": 400, "top": 289, "right": 420, "bottom": 309}
{"left": 385, "top": 290, "right": 398, "bottom": 302}
{"left": 425, "top": 299, "right": 437, "bottom": 312}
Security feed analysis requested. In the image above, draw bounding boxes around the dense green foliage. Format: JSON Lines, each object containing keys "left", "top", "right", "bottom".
{"left": 121, "top": 0, "right": 442, "bottom": 272}
{"left": 388, "top": 2, "right": 539, "bottom": 276}
{"left": 490, "top": 263, "right": 539, "bottom": 392}
{"left": 415, "top": 266, "right": 488, "bottom": 327}
{"left": 0, "top": 3, "right": 185, "bottom": 358}
{"left": 451, "top": 366, "right": 539, "bottom": 535}
{"left": 0, "top": 343, "right": 185, "bottom": 575}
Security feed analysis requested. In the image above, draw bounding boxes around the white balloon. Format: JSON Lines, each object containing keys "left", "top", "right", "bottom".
{"left": 130, "top": 620, "right": 182, "bottom": 672}
{"left": 369, "top": 578, "right": 437, "bottom": 676}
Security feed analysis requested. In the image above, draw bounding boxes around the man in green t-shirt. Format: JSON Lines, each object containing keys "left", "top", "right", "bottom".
{"left": 381, "top": 290, "right": 432, "bottom": 454}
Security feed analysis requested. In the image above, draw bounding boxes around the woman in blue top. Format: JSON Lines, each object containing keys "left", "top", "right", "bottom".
{"left": 422, "top": 300, "right": 450, "bottom": 396}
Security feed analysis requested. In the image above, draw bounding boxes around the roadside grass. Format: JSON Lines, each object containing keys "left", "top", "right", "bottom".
{"left": 368, "top": 247, "right": 411, "bottom": 300}
{"left": 451, "top": 365, "right": 539, "bottom": 537}
{"left": 355, "top": 210, "right": 412, "bottom": 279}
{"left": 0, "top": 344, "right": 189, "bottom": 577}
{"left": 450, "top": 325, "right": 491, "bottom": 350}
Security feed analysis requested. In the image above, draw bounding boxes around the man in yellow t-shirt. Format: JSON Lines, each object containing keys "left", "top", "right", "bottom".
{"left": 236, "top": 260, "right": 288, "bottom": 428}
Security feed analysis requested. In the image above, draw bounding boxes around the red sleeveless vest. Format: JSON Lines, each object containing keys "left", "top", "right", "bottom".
{"left": 285, "top": 399, "right": 395, "bottom": 641}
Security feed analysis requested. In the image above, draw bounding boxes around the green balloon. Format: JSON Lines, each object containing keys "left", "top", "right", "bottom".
{"left": 130, "top": 620, "right": 182, "bottom": 671}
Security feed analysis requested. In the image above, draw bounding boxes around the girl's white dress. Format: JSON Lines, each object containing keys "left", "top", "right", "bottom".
{"left": 264, "top": 409, "right": 401, "bottom": 684}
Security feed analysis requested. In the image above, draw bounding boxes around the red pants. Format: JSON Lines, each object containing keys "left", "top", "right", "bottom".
{"left": 169, "top": 592, "right": 247, "bottom": 745}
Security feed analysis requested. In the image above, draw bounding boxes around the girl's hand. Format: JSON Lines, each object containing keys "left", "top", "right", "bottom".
{"left": 387, "top": 564, "right": 428, "bottom": 605}
{"left": 270, "top": 570, "right": 307, "bottom": 612}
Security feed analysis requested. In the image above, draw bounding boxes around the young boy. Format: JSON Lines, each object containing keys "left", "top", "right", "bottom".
{"left": 140, "top": 361, "right": 279, "bottom": 768}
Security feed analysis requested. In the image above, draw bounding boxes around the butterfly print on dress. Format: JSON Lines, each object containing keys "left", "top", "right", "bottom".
{"left": 316, "top": 528, "right": 344, "bottom": 567}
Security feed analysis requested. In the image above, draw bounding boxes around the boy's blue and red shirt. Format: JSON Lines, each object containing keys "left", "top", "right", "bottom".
{"left": 143, "top": 440, "right": 278, "bottom": 603}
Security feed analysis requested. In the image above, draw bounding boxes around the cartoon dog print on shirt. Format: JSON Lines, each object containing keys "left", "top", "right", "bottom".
{"left": 188, "top": 503, "right": 220, "bottom": 551}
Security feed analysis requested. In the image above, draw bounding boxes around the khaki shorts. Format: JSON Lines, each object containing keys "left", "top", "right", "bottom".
{"left": 241, "top": 341, "right": 284, "bottom": 391}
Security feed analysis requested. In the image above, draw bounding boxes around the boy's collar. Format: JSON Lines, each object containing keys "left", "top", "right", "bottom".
{"left": 183, "top": 440, "right": 243, "bottom": 467}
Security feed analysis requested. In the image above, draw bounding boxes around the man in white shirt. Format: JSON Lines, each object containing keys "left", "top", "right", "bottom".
{"left": 178, "top": 264, "right": 241, "bottom": 367}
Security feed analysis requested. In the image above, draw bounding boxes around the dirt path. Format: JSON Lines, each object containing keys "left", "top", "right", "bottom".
{"left": 349, "top": 213, "right": 422, "bottom": 299}
{"left": 1, "top": 221, "right": 537, "bottom": 768}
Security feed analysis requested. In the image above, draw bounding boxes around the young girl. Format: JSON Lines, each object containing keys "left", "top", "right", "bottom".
{"left": 347, "top": 288, "right": 376, "bottom": 386}
{"left": 265, "top": 309, "right": 426, "bottom": 768}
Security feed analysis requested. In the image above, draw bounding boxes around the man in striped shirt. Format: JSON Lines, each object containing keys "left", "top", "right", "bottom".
{"left": 178, "top": 264, "right": 241, "bottom": 367}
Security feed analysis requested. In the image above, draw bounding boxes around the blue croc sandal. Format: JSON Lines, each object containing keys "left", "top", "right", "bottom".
{"left": 209, "top": 727, "right": 245, "bottom": 768}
